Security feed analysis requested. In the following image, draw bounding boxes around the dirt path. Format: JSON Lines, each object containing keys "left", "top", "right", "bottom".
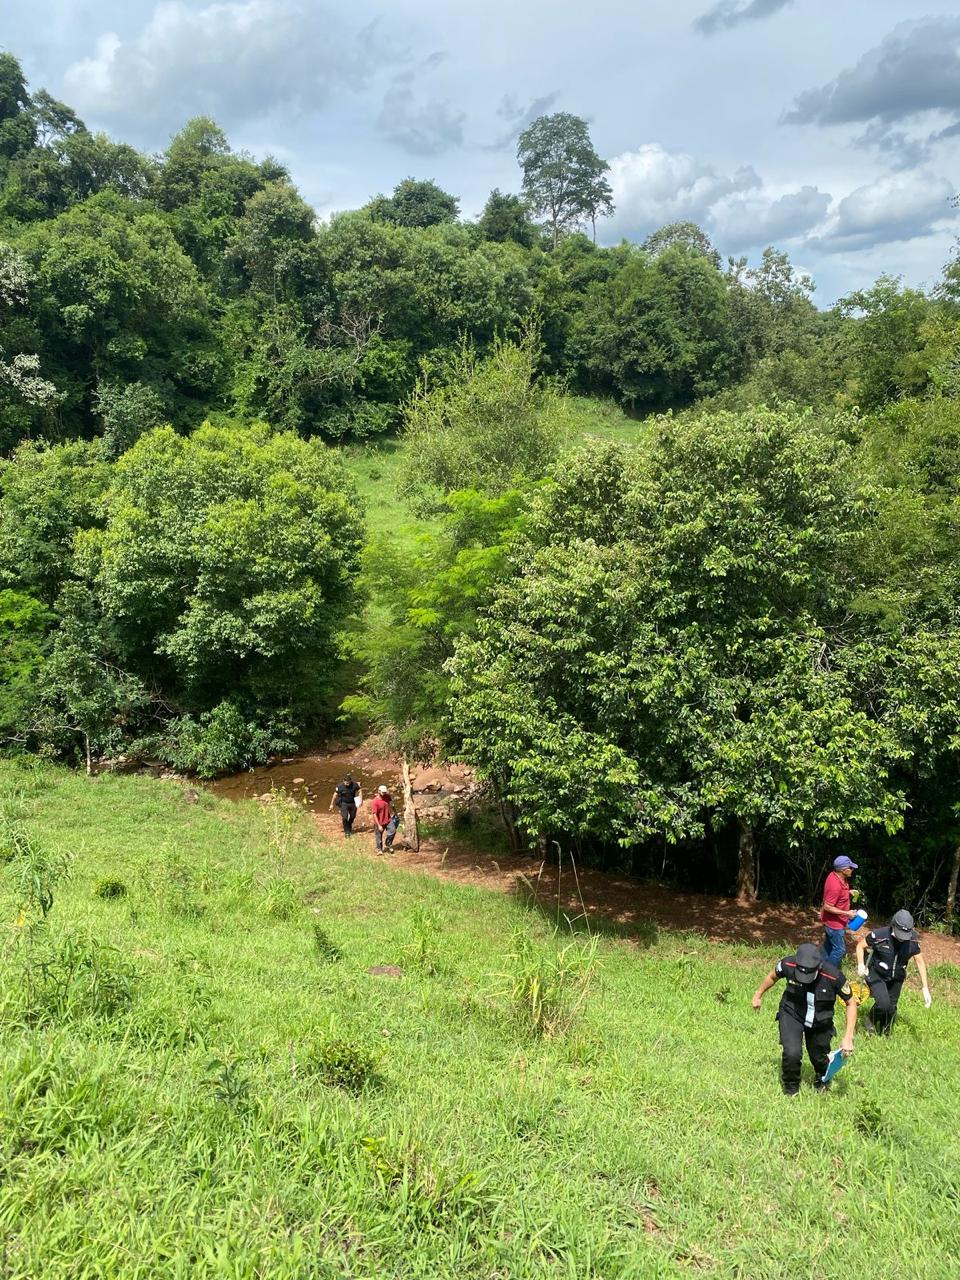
{"left": 312, "top": 809, "right": 960, "bottom": 968}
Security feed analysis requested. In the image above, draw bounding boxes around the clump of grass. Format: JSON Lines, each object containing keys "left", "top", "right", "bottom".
{"left": 303, "top": 1037, "right": 382, "bottom": 1093}
{"left": 311, "top": 921, "right": 342, "bottom": 963}
{"left": 95, "top": 877, "right": 128, "bottom": 900}
{"left": 500, "top": 929, "right": 599, "bottom": 1038}
{"left": 13, "top": 929, "right": 138, "bottom": 1026}
{"left": 401, "top": 905, "right": 445, "bottom": 976}
{"left": 362, "top": 1133, "right": 487, "bottom": 1229}
{"left": 156, "top": 855, "right": 207, "bottom": 920}
{"left": 854, "top": 1100, "right": 885, "bottom": 1140}
{"left": 262, "top": 874, "right": 302, "bottom": 920}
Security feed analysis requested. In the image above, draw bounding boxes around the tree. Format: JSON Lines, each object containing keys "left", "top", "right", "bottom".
{"left": 449, "top": 410, "right": 907, "bottom": 898}
{"left": 643, "top": 222, "right": 720, "bottom": 267}
{"left": 368, "top": 178, "right": 459, "bottom": 228}
{"left": 91, "top": 423, "right": 365, "bottom": 761}
{"left": 0, "top": 244, "right": 58, "bottom": 422}
{"left": 399, "top": 329, "right": 567, "bottom": 512}
{"left": 478, "top": 190, "right": 537, "bottom": 247}
{"left": 569, "top": 245, "right": 740, "bottom": 407}
{"left": 517, "top": 113, "right": 613, "bottom": 247}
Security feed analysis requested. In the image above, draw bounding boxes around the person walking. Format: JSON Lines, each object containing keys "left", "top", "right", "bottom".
{"left": 855, "top": 909, "right": 932, "bottom": 1035}
{"left": 329, "top": 773, "right": 361, "bottom": 837}
{"left": 752, "top": 941, "right": 857, "bottom": 1095}
{"left": 820, "top": 855, "right": 860, "bottom": 967}
{"left": 371, "top": 785, "right": 397, "bottom": 854}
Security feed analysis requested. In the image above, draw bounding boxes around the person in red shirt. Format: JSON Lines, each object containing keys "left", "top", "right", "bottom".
{"left": 371, "top": 785, "right": 396, "bottom": 854}
{"left": 821, "top": 855, "right": 859, "bottom": 966}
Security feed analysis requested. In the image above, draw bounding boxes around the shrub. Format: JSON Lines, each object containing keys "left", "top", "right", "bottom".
{"left": 304, "top": 1037, "right": 382, "bottom": 1093}
{"left": 94, "top": 877, "right": 128, "bottom": 899}
{"left": 13, "top": 929, "right": 138, "bottom": 1025}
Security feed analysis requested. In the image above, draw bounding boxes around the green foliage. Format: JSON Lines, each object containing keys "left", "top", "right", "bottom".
{"left": 449, "top": 407, "right": 915, "bottom": 893}
{"left": 500, "top": 929, "right": 599, "bottom": 1037}
{"left": 478, "top": 189, "right": 537, "bottom": 247}
{"left": 400, "top": 330, "right": 566, "bottom": 511}
{"left": 368, "top": 178, "right": 460, "bottom": 228}
{"left": 517, "top": 112, "right": 613, "bottom": 245}
{"left": 94, "top": 876, "right": 128, "bottom": 899}
{"left": 569, "top": 245, "right": 741, "bottom": 407}
{"left": 305, "top": 1036, "right": 382, "bottom": 1093}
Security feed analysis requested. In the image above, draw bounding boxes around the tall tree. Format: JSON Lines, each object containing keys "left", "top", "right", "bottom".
{"left": 517, "top": 113, "right": 613, "bottom": 247}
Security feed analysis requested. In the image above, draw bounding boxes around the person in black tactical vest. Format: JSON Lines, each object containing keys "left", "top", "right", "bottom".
{"left": 328, "top": 773, "right": 361, "bottom": 837}
{"left": 752, "top": 942, "right": 857, "bottom": 1095}
{"left": 855, "top": 909, "right": 932, "bottom": 1035}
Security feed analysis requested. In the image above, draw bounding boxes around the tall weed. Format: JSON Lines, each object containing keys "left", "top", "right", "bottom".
{"left": 500, "top": 929, "right": 599, "bottom": 1037}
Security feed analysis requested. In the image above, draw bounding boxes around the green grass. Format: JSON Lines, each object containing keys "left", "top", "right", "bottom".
{"left": 2, "top": 759, "right": 959, "bottom": 1279}
{"left": 336, "top": 396, "right": 647, "bottom": 554}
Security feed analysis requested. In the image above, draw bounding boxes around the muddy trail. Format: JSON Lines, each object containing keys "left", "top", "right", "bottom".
{"left": 209, "top": 748, "right": 960, "bottom": 969}
{"left": 308, "top": 805, "right": 960, "bottom": 971}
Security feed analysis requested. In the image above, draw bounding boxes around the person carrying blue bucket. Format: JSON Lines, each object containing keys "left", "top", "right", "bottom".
{"left": 820, "top": 855, "right": 865, "bottom": 967}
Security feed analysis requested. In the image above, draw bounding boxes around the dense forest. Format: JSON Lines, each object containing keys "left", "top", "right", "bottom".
{"left": 2, "top": 49, "right": 959, "bottom": 921}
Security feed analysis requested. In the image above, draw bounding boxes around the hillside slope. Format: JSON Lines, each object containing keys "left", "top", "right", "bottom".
{"left": 1, "top": 761, "right": 958, "bottom": 1279}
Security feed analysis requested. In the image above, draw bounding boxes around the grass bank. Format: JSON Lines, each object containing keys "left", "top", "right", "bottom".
{"left": 1, "top": 760, "right": 958, "bottom": 1279}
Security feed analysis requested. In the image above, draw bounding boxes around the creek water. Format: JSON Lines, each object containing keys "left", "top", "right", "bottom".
{"left": 207, "top": 751, "right": 399, "bottom": 813}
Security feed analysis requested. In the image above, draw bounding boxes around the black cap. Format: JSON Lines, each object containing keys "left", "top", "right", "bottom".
{"left": 891, "top": 910, "right": 915, "bottom": 942}
{"left": 794, "top": 943, "right": 821, "bottom": 984}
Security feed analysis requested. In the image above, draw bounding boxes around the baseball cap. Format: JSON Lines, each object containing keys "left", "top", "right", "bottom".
{"left": 833, "top": 856, "right": 858, "bottom": 871}
{"left": 891, "top": 909, "right": 915, "bottom": 942}
{"left": 794, "top": 943, "right": 822, "bottom": 984}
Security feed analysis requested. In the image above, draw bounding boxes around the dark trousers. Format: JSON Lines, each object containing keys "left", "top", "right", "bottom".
{"left": 869, "top": 976, "right": 904, "bottom": 1035}
{"left": 778, "top": 1012, "right": 833, "bottom": 1094}
{"left": 339, "top": 803, "right": 356, "bottom": 836}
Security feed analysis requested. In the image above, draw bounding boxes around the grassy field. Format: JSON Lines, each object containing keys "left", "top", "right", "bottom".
{"left": 336, "top": 397, "right": 647, "bottom": 549}
{"left": 2, "top": 760, "right": 959, "bottom": 1279}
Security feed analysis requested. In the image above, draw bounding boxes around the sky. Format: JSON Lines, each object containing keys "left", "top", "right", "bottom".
{"left": 4, "top": 0, "right": 960, "bottom": 302}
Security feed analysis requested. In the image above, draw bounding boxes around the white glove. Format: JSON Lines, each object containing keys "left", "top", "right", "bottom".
{"left": 856, "top": 963, "right": 868, "bottom": 979}
{"left": 923, "top": 987, "right": 932, "bottom": 1009}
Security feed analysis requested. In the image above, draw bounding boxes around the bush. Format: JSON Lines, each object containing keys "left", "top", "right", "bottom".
{"left": 94, "top": 877, "right": 128, "bottom": 899}
{"left": 12, "top": 929, "right": 138, "bottom": 1025}
{"left": 303, "top": 1037, "right": 382, "bottom": 1093}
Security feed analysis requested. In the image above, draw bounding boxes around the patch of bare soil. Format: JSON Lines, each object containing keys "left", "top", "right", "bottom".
{"left": 310, "top": 806, "right": 960, "bottom": 970}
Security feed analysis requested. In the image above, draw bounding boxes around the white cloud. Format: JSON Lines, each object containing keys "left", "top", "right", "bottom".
{"left": 809, "top": 170, "right": 957, "bottom": 253}
{"left": 606, "top": 143, "right": 761, "bottom": 237}
{"left": 63, "top": 0, "right": 404, "bottom": 135}
{"left": 604, "top": 143, "right": 829, "bottom": 253}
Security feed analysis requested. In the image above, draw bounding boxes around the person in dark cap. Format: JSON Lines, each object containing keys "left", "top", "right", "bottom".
{"left": 328, "top": 773, "right": 361, "bottom": 837}
{"left": 820, "top": 855, "right": 860, "bottom": 967}
{"left": 855, "top": 909, "right": 932, "bottom": 1035}
{"left": 752, "top": 942, "right": 857, "bottom": 1095}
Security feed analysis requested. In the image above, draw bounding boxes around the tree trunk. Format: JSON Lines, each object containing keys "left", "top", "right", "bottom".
{"left": 493, "top": 779, "right": 524, "bottom": 855}
{"left": 946, "top": 842, "right": 960, "bottom": 932}
{"left": 84, "top": 733, "right": 92, "bottom": 778}
{"left": 736, "top": 817, "right": 758, "bottom": 903}
{"left": 401, "top": 756, "right": 419, "bottom": 853}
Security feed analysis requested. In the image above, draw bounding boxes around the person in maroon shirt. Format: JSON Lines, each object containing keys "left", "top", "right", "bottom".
{"left": 820, "top": 855, "right": 859, "bottom": 966}
{"left": 371, "top": 785, "right": 396, "bottom": 854}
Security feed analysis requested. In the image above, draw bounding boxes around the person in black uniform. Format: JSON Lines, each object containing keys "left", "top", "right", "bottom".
{"left": 752, "top": 942, "right": 857, "bottom": 1095}
{"left": 855, "top": 909, "right": 932, "bottom": 1035}
{"left": 328, "top": 774, "right": 361, "bottom": 837}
